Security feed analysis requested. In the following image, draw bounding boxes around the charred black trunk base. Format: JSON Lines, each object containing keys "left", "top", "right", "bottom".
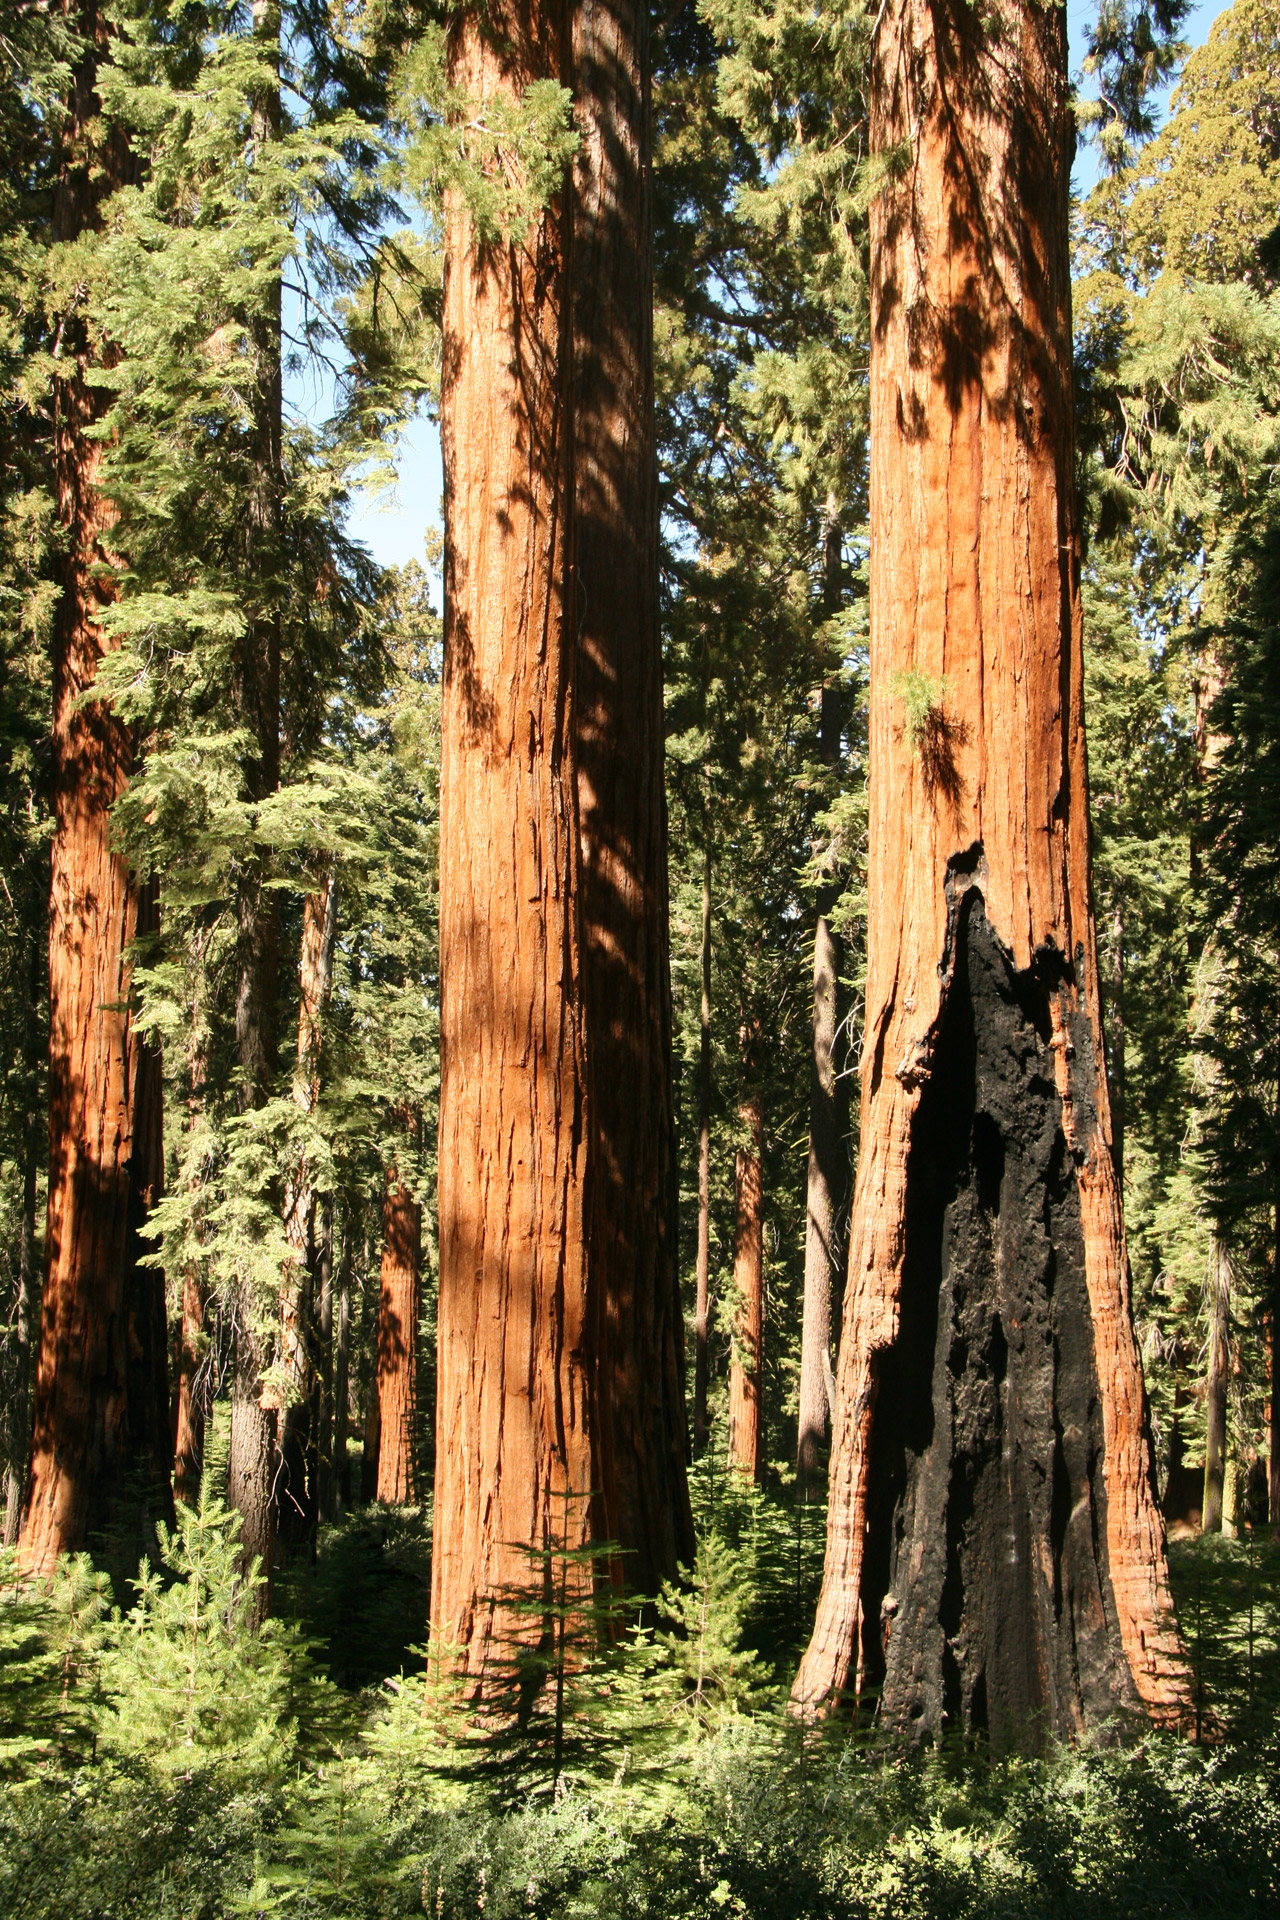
{"left": 860, "top": 892, "right": 1135, "bottom": 1750}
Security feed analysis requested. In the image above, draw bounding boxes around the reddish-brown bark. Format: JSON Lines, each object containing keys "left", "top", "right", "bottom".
{"left": 431, "top": 0, "right": 605, "bottom": 1681}
{"left": 572, "top": 0, "right": 693, "bottom": 1591}
{"left": 376, "top": 1173, "right": 420, "bottom": 1505}
{"left": 172, "top": 1267, "right": 206, "bottom": 1506}
{"left": 694, "top": 830, "right": 712, "bottom": 1453}
{"left": 20, "top": 14, "right": 172, "bottom": 1575}
{"left": 792, "top": 0, "right": 1189, "bottom": 1737}
{"left": 727, "top": 1097, "right": 763, "bottom": 1480}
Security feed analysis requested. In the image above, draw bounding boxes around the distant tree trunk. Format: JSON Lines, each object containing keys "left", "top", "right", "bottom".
{"left": 792, "top": 0, "right": 1188, "bottom": 1739}
{"left": 1202, "top": 1237, "right": 1230, "bottom": 1535}
{"left": 360, "top": 1392, "right": 380, "bottom": 1505}
{"left": 798, "top": 510, "right": 850, "bottom": 1488}
{"left": 312, "top": 1201, "right": 335, "bottom": 1525}
{"left": 278, "top": 874, "right": 338, "bottom": 1545}
{"left": 694, "top": 828, "right": 712, "bottom": 1452}
{"left": 432, "top": 0, "right": 606, "bottom": 1680}
{"left": 3, "top": 1106, "right": 39, "bottom": 1546}
{"left": 572, "top": 0, "right": 693, "bottom": 1594}
{"left": 172, "top": 1267, "right": 206, "bottom": 1505}
{"left": 376, "top": 1172, "right": 420, "bottom": 1505}
{"left": 20, "top": 12, "right": 172, "bottom": 1575}
{"left": 228, "top": 0, "right": 283, "bottom": 1622}
{"left": 331, "top": 1227, "right": 352, "bottom": 1517}
{"left": 172, "top": 975, "right": 210, "bottom": 1507}
{"left": 727, "top": 1096, "right": 763, "bottom": 1480}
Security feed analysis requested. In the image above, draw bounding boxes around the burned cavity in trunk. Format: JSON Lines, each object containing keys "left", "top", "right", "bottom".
{"left": 859, "top": 891, "right": 1135, "bottom": 1750}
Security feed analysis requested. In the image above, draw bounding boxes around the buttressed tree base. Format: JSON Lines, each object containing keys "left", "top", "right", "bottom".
{"left": 791, "top": 0, "right": 1190, "bottom": 1742}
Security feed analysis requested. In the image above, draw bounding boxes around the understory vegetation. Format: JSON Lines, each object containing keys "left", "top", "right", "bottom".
{"left": 3, "top": 1470, "right": 1280, "bottom": 1920}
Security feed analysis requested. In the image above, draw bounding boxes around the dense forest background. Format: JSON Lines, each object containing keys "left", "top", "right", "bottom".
{"left": 3, "top": 0, "right": 1280, "bottom": 1913}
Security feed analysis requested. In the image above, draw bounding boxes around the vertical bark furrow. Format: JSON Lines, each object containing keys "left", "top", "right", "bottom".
{"left": 572, "top": 0, "right": 693, "bottom": 1590}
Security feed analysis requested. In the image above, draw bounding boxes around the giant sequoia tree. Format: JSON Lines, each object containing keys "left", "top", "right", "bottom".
{"left": 792, "top": 0, "right": 1189, "bottom": 1740}
{"left": 431, "top": 0, "right": 603, "bottom": 1677}
{"left": 20, "top": 3, "right": 171, "bottom": 1576}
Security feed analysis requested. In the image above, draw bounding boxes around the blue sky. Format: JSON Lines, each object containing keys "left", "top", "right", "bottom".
{"left": 336, "top": 0, "right": 1226, "bottom": 579}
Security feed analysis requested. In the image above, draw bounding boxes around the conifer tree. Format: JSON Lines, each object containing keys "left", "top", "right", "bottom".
{"left": 793, "top": 0, "right": 1189, "bottom": 1739}
{"left": 20, "top": 0, "right": 172, "bottom": 1578}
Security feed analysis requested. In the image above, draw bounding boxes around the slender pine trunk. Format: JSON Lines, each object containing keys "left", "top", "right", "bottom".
{"left": 727, "top": 1095, "right": 764, "bottom": 1480}
{"left": 694, "top": 825, "right": 712, "bottom": 1452}
{"left": 228, "top": 0, "right": 284, "bottom": 1621}
{"left": 3, "top": 1105, "right": 39, "bottom": 1546}
{"left": 798, "top": 509, "right": 849, "bottom": 1487}
{"left": 1202, "top": 1236, "right": 1230, "bottom": 1534}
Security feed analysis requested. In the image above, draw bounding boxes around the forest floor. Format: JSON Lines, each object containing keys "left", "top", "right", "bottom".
{"left": 3, "top": 1475, "right": 1279, "bottom": 1919}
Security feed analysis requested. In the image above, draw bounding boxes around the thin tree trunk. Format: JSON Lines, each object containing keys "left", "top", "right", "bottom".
{"left": 331, "top": 1226, "right": 352, "bottom": 1517}
{"left": 694, "top": 827, "right": 712, "bottom": 1452}
{"left": 727, "top": 1097, "right": 764, "bottom": 1480}
{"left": 20, "top": 11, "right": 172, "bottom": 1575}
{"left": 360, "top": 1392, "right": 380, "bottom": 1505}
{"left": 792, "top": 0, "right": 1188, "bottom": 1740}
{"left": 1202, "top": 1236, "right": 1230, "bottom": 1534}
{"left": 172, "top": 1267, "right": 206, "bottom": 1505}
{"left": 278, "top": 874, "right": 338, "bottom": 1544}
{"left": 799, "top": 508, "right": 850, "bottom": 1487}
{"left": 312, "top": 1200, "right": 334, "bottom": 1526}
{"left": 376, "top": 1172, "right": 420, "bottom": 1505}
{"left": 572, "top": 0, "right": 693, "bottom": 1595}
{"left": 228, "top": 0, "right": 284, "bottom": 1619}
{"left": 432, "top": 0, "right": 605, "bottom": 1681}
{"left": 3, "top": 1107, "right": 39, "bottom": 1546}
{"left": 229, "top": 1327, "right": 275, "bottom": 1619}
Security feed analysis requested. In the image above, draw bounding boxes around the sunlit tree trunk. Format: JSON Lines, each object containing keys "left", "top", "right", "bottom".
{"left": 727, "top": 1096, "right": 763, "bottom": 1480}
{"left": 572, "top": 0, "right": 693, "bottom": 1589}
{"left": 20, "top": 8, "right": 172, "bottom": 1575}
{"left": 792, "top": 0, "right": 1189, "bottom": 1740}
{"left": 376, "top": 1171, "right": 420, "bottom": 1505}
{"left": 431, "top": 0, "right": 605, "bottom": 1681}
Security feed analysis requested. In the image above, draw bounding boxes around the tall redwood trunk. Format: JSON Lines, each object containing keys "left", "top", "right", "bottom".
{"left": 376, "top": 1172, "right": 420, "bottom": 1505}
{"left": 431, "top": 0, "right": 605, "bottom": 1680}
{"left": 798, "top": 512, "right": 850, "bottom": 1486}
{"left": 727, "top": 1097, "right": 763, "bottom": 1479}
{"left": 792, "top": 0, "right": 1188, "bottom": 1739}
{"left": 1202, "top": 1236, "right": 1230, "bottom": 1534}
{"left": 572, "top": 0, "right": 693, "bottom": 1591}
{"left": 20, "top": 10, "right": 172, "bottom": 1576}
{"left": 694, "top": 827, "right": 712, "bottom": 1452}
